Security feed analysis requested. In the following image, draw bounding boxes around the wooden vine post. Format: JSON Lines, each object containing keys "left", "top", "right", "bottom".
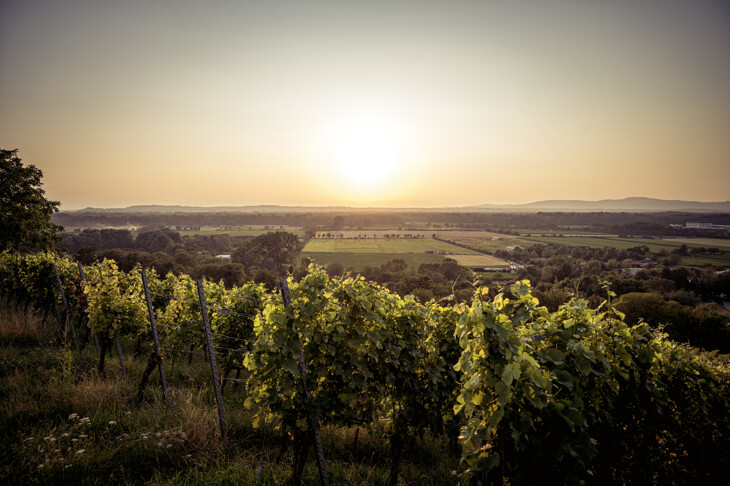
{"left": 195, "top": 279, "right": 228, "bottom": 438}
{"left": 141, "top": 270, "right": 168, "bottom": 404}
{"left": 53, "top": 262, "right": 79, "bottom": 348}
{"left": 279, "top": 280, "right": 329, "bottom": 486}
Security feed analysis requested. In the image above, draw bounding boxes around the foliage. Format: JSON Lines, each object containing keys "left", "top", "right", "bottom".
{"left": 453, "top": 280, "right": 730, "bottom": 483}
{"left": 243, "top": 266, "right": 458, "bottom": 481}
{"left": 0, "top": 149, "right": 62, "bottom": 252}
{"left": 83, "top": 259, "right": 147, "bottom": 339}
{"left": 232, "top": 231, "right": 303, "bottom": 274}
{"left": 615, "top": 291, "right": 730, "bottom": 353}
{"left": 3, "top": 252, "right": 729, "bottom": 483}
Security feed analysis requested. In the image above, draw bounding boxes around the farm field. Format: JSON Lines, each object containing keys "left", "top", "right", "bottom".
{"left": 441, "top": 236, "right": 531, "bottom": 252}
{"left": 301, "top": 237, "right": 512, "bottom": 270}
{"left": 317, "top": 230, "right": 521, "bottom": 240}
{"left": 300, "top": 252, "right": 445, "bottom": 270}
{"left": 660, "top": 237, "right": 730, "bottom": 249}
{"left": 515, "top": 230, "right": 616, "bottom": 237}
{"left": 303, "top": 238, "right": 475, "bottom": 254}
{"left": 522, "top": 235, "right": 730, "bottom": 251}
{"left": 678, "top": 254, "right": 730, "bottom": 267}
{"left": 449, "top": 254, "right": 512, "bottom": 267}
{"left": 523, "top": 235, "right": 691, "bottom": 251}
{"left": 521, "top": 235, "right": 730, "bottom": 267}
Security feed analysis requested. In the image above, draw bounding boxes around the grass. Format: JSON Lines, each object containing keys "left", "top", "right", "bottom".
{"left": 301, "top": 237, "right": 486, "bottom": 270}
{"left": 448, "top": 254, "right": 509, "bottom": 267}
{"left": 521, "top": 235, "right": 674, "bottom": 250}
{"left": 320, "top": 230, "right": 521, "bottom": 240}
{"left": 679, "top": 254, "right": 730, "bottom": 267}
{"left": 659, "top": 237, "right": 730, "bottom": 249}
{"left": 444, "top": 237, "right": 531, "bottom": 252}
{"left": 0, "top": 300, "right": 461, "bottom": 485}
{"left": 519, "top": 235, "right": 730, "bottom": 267}
{"left": 521, "top": 235, "right": 719, "bottom": 251}
{"left": 303, "top": 238, "right": 475, "bottom": 254}
{"left": 514, "top": 229, "right": 616, "bottom": 236}
{"left": 301, "top": 252, "right": 445, "bottom": 270}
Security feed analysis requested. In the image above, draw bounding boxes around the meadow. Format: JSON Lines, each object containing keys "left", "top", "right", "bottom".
{"left": 299, "top": 252, "right": 445, "bottom": 270}
{"left": 438, "top": 236, "right": 529, "bottom": 253}
{"left": 520, "top": 235, "right": 730, "bottom": 266}
{"left": 301, "top": 237, "right": 512, "bottom": 270}
{"left": 319, "top": 230, "right": 520, "bottom": 240}
{"left": 448, "top": 254, "right": 513, "bottom": 267}
{"left": 303, "top": 238, "right": 469, "bottom": 254}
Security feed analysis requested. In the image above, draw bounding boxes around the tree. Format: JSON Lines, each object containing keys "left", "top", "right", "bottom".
{"left": 0, "top": 149, "right": 62, "bottom": 252}
{"left": 232, "top": 231, "right": 302, "bottom": 274}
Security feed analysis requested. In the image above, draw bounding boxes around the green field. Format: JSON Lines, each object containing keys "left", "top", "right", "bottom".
{"left": 449, "top": 254, "right": 511, "bottom": 267}
{"left": 303, "top": 238, "right": 475, "bottom": 254}
{"left": 515, "top": 229, "right": 616, "bottom": 237}
{"left": 660, "top": 237, "right": 730, "bottom": 249}
{"left": 444, "top": 237, "right": 531, "bottom": 252}
{"left": 678, "top": 254, "right": 730, "bottom": 267}
{"left": 301, "top": 252, "right": 445, "bottom": 270}
{"left": 520, "top": 235, "right": 730, "bottom": 267}
{"left": 523, "top": 235, "right": 724, "bottom": 251}
{"left": 300, "top": 237, "right": 497, "bottom": 270}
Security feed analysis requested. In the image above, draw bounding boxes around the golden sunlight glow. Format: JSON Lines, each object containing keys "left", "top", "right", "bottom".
{"left": 327, "top": 113, "right": 406, "bottom": 191}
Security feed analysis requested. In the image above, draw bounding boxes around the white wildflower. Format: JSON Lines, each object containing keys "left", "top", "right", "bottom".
{"left": 75, "top": 449, "right": 85, "bottom": 455}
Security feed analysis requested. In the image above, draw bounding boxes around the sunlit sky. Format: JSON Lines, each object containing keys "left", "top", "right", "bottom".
{"left": 2, "top": 0, "right": 729, "bottom": 210}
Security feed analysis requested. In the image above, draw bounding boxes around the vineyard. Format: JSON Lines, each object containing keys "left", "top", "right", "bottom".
{"left": 1, "top": 251, "right": 729, "bottom": 485}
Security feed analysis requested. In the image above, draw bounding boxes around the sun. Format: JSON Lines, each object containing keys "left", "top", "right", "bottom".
{"left": 330, "top": 115, "right": 402, "bottom": 189}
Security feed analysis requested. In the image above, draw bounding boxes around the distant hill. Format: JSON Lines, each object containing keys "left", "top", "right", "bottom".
{"left": 468, "top": 197, "right": 730, "bottom": 212}
{"left": 69, "top": 197, "right": 730, "bottom": 214}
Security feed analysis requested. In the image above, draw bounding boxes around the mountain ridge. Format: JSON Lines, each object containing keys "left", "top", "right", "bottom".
{"left": 68, "top": 197, "right": 730, "bottom": 213}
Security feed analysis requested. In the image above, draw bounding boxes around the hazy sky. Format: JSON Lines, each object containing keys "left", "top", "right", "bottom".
{"left": 2, "top": 0, "right": 729, "bottom": 209}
